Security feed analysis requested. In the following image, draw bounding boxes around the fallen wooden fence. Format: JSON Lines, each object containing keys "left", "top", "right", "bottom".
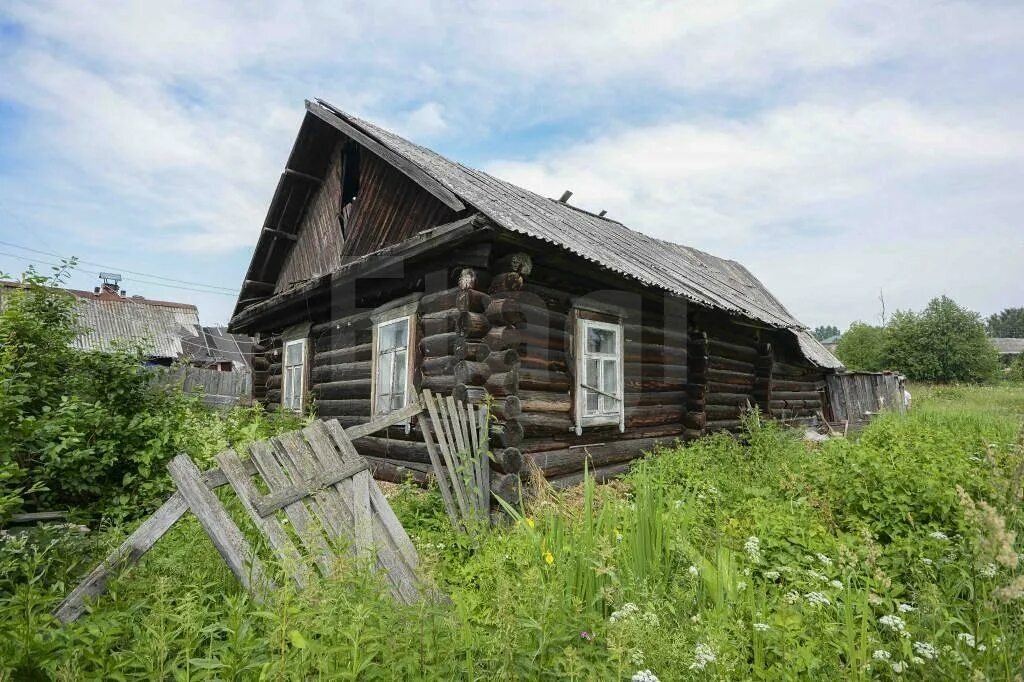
{"left": 55, "top": 402, "right": 424, "bottom": 623}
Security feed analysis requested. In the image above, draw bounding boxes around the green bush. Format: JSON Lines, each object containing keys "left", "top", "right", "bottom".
{"left": 835, "top": 322, "right": 888, "bottom": 371}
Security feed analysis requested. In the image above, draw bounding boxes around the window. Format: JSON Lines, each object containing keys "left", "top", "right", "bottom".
{"left": 575, "top": 317, "right": 624, "bottom": 432}
{"left": 373, "top": 316, "right": 411, "bottom": 416}
{"left": 282, "top": 338, "right": 307, "bottom": 412}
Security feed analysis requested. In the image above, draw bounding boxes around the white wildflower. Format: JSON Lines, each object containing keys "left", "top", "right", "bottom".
{"left": 610, "top": 603, "right": 639, "bottom": 623}
{"left": 890, "top": 660, "right": 907, "bottom": 674}
{"left": 744, "top": 536, "right": 762, "bottom": 563}
{"left": 897, "top": 603, "right": 916, "bottom": 613}
{"left": 928, "top": 531, "right": 949, "bottom": 541}
{"left": 920, "top": 558, "right": 933, "bottom": 566}
{"left": 878, "top": 614, "right": 906, "bottom": 633}
{"left": 753, "top": 623, "right": 770, "bottom": 632}
{"left": 979, "top": 563, "right": 997, "bottom": 578}
{"left": 978, "top": 644, "right": 987, "bottom": 652}
{"left": 763, "top": 570, "right": 781, "bottom": 580}
{"left": 688, "top": 565, "right": 700, "bottom": 577}
{"left": 690, "top": 614, "right": 701, "bottom": 624}
{"left": 872, "top": 649, "right": 891, "bottom": 661}
{"left": 913, "top": 641, "right": 938, "bottom": 660}
{"left": 816, "top": 553, "right": 833, "bottom": 567}
{"left": 805, "top": 591, "right": 831, "bottom": 607}
{"left": 631, "top": 671, "right": 659, "bottom": 682}
{"left": 912, "top": 656, "right": 924, "bottom": 665}
{"left": 867, "top": 593, "right": 884, "bottom": 606}
{"left": 737, "top": 581, "right": 748, "bottom": 592}
{"left": 829, "top": 579, "right": 844, "bottom": 590}
{"left": 784, "top": 590, "right": 801, "bottom": 604}
{"left": 689, "top": 642, "right": 717, "bottom": 671}
{"left": 641, "top": 611, "right": 660, "bottom": 627}
{"left": 629, "top": 650, "right": 646, "bottom": 667}
{"left": 956, "top": 633, "right": 976, "bottom": 648}
{"left": 806, "top": 569, "right": 829, "bottom": 582}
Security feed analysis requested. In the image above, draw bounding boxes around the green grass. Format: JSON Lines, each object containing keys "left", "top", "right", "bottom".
{"left": 2, "top": 384, "right": 1022, "bottom": 680}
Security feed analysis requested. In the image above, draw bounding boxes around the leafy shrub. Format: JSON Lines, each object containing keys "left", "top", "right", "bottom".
{"left": 835, "top": 321, "right": 888, "bottom": 371}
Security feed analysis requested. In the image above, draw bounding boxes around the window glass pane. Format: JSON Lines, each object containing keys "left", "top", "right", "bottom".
{"left": 376, "top": 351, "right": 394, "bottom": 411}
{"left": 585, "top": 389, "right": 599, "bottom": 414}
{"left": 375, "top": 393, "right": 391, "bottom": 415}
{"left": 379, "top": 319, "right": 408, "bottom": 352}
{"left": 586, "top": 326, "right": 615, "bottom": 354}
{"left": 585, "top": 358, "right": 599, "bottom": 386}
{"left": 392, "top": 349, "right": 407, "bottom": 403}
{"left": 601, "top": 359, "right": 618, "bottom": 412}
{"left": 285, "top": 341, "right": 303, "bottom": 366}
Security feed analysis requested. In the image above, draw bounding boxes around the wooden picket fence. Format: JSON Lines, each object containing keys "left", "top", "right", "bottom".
{"left": 55, "top": 403, "right": 424, "bottom": 623}
{"left": 419, "top": 389, "right": 491, "bottom": 534}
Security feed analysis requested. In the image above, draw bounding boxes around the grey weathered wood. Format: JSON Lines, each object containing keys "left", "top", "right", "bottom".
{"left": 478, "top": 406, "right": 490, "bottom": 513}
{"left": 424, "top": 391, "right": 470, "bottom": 517}
{"left": 275, "top": 432, "right": 350, "bottom": 541}
{"left": 418, "top": 415, "right": 462, "bottom": 532}
{"left": 250, "top": 441, "right": 335, "bottom": 576}
{"left": 302, "top": 422, "right": 371, "bottom": 558}
{"left": 344, "top": 401, "right": 423, "bottom": 440}
{"left": 252, "top": 460, "right": 369, "bottom": 517}
{"left": 53, "top": 493, "right": 188, "bottom": 623}
{"left": 446, "top": 395, "right": 468, "bottom": 455}
{"left": 217, "top": 449, "right": 308, "bottom": 589}
{"left": 167, "top": 454, "right": 274, "bottom": 597}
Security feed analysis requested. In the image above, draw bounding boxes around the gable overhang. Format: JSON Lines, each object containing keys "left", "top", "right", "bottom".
{"left": 228, "top": 215, "right": 488, "bottom": 334}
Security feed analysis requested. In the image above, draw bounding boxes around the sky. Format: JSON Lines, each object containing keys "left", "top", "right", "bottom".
{"left": 0, "top": 1, "right": 1021, "bottom": 328}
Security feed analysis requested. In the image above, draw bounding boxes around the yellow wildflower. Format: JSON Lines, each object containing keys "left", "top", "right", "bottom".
{"left": 525, "top": 517, "right": 535, "bottom": 529}
{"left": 544, "top": 550, "right": 554, "bottom": 565}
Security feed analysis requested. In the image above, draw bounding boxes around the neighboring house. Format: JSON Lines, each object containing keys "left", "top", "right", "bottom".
{"left": 992, "top": 337, "right": 1024, "bottom": 365}
{"left": 182, "top": 326, "right": 254, "bottom": 372}
{"left": 821, "top": 334, "right": 841, "bottom": 355}
{"left": 228, "top": 98, "right": 845, "bottom": 486}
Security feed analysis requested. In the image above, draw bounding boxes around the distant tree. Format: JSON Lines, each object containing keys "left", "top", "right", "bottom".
{"left": 813, "top": 325, "right": 841, "bottom": 342}
{"left": 835, "top": 322, "right": 888, "bottom": 371}
{"left": 1008, "top": 354, "right": 1024, "bottom": 382}
{"left": 885, "top": 296, "right": 999, "bottom": 383}
{"left": 986, "top": 307, "right": 1024, "bottom": 338}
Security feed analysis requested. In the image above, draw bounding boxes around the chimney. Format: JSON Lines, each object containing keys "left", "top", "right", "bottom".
{"left": 99, "top": 272, "right": 122, "bottom": 296}
{"left": 557, "top": 190, "right": 573, "bottom": 203}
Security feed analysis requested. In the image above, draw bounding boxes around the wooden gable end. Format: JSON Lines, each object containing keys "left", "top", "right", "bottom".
{"left": 274, "top": 139, "right": 460, "bottom": 293}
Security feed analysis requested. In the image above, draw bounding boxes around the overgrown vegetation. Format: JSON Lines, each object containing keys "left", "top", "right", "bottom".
{"left": 2, "top": 384, "right": 1022, "bottom": 679}
{"left": 835, "top": 296, "right": 1000, "bottom": 382}
{"left": 0, "top": 265, "right": 304, "bottom": 521}
{"left": 986, "top": 307, "right": 1024, "bottom": 339}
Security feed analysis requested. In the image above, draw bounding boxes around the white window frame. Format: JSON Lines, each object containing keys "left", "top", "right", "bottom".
{"left": 282, "top": 337, "right": 307, "bottom": 413}
{"left": 574, "top": 316, "right": 625, "bottom": 434}
{"left": 371, "top": 313, "right": 414, "bottom": 418}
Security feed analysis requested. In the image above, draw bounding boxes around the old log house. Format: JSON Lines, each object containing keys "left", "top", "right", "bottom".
{"left": 228, "top": 99, "right": 845, "bottom": 490}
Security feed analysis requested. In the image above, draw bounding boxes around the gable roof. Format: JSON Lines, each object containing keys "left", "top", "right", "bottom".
{"left": 992, "top": 337, "right": 1024, "bottom": 354}
{"left": 234, "top": 99, "right": 843, "bottom": 369}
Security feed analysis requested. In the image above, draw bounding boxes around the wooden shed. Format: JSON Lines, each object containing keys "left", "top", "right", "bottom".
{"left": 228, "top": 99, "right": 845, "bottom": 488}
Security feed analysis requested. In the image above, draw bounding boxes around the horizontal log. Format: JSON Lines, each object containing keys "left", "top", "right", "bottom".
{"left": 707, "top": 355, "right": 756, "bottom": 374}
{"left": 364, "top": 457, "right": 430, "bottom": 487}
{"left": 625, "top": 376, "right": 686, "bottom": 392}
{"left": 548, "top": 462, "right": 633, "bottom": 489}
{"left": 772, "top": 361, "right": 821, "bottom": 377}
{"left": 355, "top": 436, "right": 431, "bottom": 464}
{"left": 518, "top": 368, "right": 570, "bottom": 392}
{"left": 312, "top": 378, "right": 372, "bottom": 400}
{"left": 516, "top": 301, "right": 569, "bottom": 329}
{"left": 417, "top": 373, "right": 456, "bottom": 395}
{"left": 518, "top": 412, "right": 575, "bottom": 435}
{"left": 266, "top": 374, "right": 281, "bottom": 390}
{"left": 519, "top": 348, "right": 568, "bottom": 373}
{"left": 460, "top": 311, "right": 491, "bottom": 339}
{"left": 691, "top": 337, "right": 758, "bottom": 362}
{"left": 519, "top": 390, "right": 571, "bottom": 413}
{"left": 252, "top": 356, "right": 270, "bottom": 371}
{"left": 266, "top": 389, "right": 281, "bottom": 403}
{"left": 770, "top": 379, "right": 822, "bottom": 392}
{"left": 707, "top": 382, "right": 754, "bottom": 395}
{"left": 421, "top": 332, "right": 457, "bottom": 357}
{"left": 527, "top": 435, "right": 683, "bottom": 478}
{"left": 770, "top": 400, "right": 822, "bottom": 410}
{"left": 311, "top": 399, "right": 371, "bottom": 416}
{"left": 704, "top": 368, "right": 756, "bottom": 386}
{"left": 419, "top": 287, "right": 490, "bottom": 314}
{"left": 268, "top": 361, "right": 282, "bottom": 375}
{"left": 519, "top": 425, "right": 687, "bottom": 454}
{"left": 705, "top": 419, "right": 744, "bottom": 432}
{"left": 625, "top": 404, "right": 684, "bottom": 428}
{"left": 624, "top": 343, "right": 688, "bottom": 365}
{"left": 624, "top": 323, "right": 689, "bottom": 347}
{"left": 683, "top": 412, "right": 706, "bottom": 430}
{"left": 452, "top": 383, "right": 487, "bottom": 405}
{"left": 519, "top": 325, "right": 566, "bottom": 351}
{"left": 771, "top": 390, "right": 823, "bottom": 401}
{"left": 455, "top": 360, "right": 491, "bottom": 385}
{"left": 486, "top": 298, "right": 525, "bottom": 326}
{"left": 420, "top": 310, "right": 461, "bottom": 336}
{"left": 421, "top": 355, "right": 458, "bottom": 376}
{"left": 624, "top": 390, "right": 687, "bottom": 407}
{"left": 705, "top": 404, "right": 743, "bottom": 419}
{"left": 313, "top": 343, "right": 373, "bottom": 366}
{"left": 311, "top": 361, "right": 371, "bottom": 383}
{"left": 705, "top": 392, "right": 755, "bottom": 407}
{"left": 625, "top": 363, "right": 687, "bottom": 380}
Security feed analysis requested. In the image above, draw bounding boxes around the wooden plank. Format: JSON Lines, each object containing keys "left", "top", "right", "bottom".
{"left": 419, "top": 415, "right": 462, "bottom": 531}
{"left": 478, "top": 407, "right": 490, "bottom": 514}
{"left": 250, "top": 441, "right": 335, "bottom": 576}
{"left": 276, "top": 432, "right": 351, "bottom": 541}
{"left": 252, "top": 460, "right": 369, "bottom": 517}
{"left": 423, "top": 390, "right": 470, "bottom": 518}
{"left": 445, "top": 395, "right": 468, "bottom": 456}
{"left": 324, "top": 420, "right": 419, "bottom": 569}
{"left": 302, "top": 422, "right": 372, "bottom": 558}
{"left": 217, "top": 449, "right": 308, "bottom": 589}
{"left": 54, "top": 493, "right": 188, "bottom": 623}
{"left": 344, "top": 402, "right": 423, "bottom": 440}
{"left": 167, "top": 454, "right": 274, "bottom": 597}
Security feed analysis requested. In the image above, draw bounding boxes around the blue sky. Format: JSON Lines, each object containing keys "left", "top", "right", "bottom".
{"left": 1, "top": 1, "right": 1022, "bottom": 327}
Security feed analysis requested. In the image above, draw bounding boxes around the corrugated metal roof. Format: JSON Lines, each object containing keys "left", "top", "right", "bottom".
{"left": 794, "top": 330, "right": 845, "bottom": 370}
{"left": 70, "top": 292, "right": 201, "bottom": 360}
{"left": 992, "top": 338, "right": 1024, "bottom": 354}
